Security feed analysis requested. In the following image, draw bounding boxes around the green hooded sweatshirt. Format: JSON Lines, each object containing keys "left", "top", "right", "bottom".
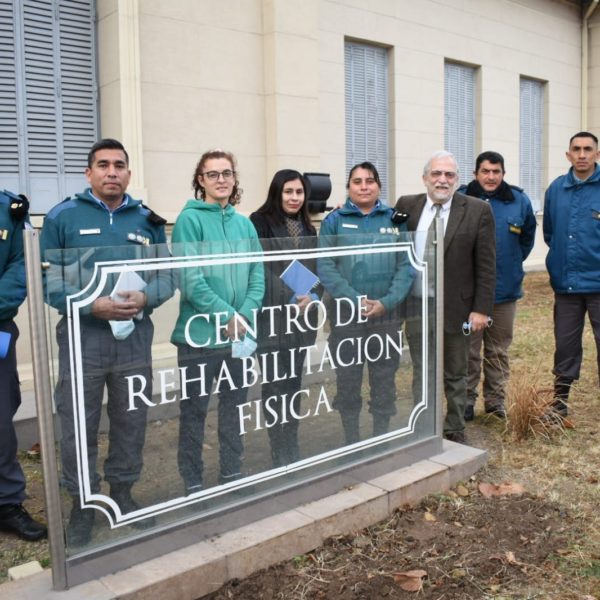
{"left": 170, "top": 199, "right": 265, "bottom": 348}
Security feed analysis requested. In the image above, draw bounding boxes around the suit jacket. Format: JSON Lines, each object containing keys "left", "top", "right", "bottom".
{"left": 394, "top": 192, "right": 496, "bottom": 333}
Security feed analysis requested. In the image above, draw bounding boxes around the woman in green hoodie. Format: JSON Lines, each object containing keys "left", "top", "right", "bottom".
{"left": 171, "top": 149, "right": 264, "bottom": 493}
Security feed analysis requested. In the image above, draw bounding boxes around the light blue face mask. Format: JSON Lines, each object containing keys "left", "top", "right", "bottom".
{"left": 231, "top": 335, "right": 257, "bottom": 359}
{"left": 109, "top": 319, "right": 135, "bottom": 341}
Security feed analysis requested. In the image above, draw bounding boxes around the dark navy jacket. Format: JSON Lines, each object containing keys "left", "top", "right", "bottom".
{"left": 459, "top": 183, "right": 536, "bottom": 304}
{"left": 543, "top": 164, "right": 600, "bottom": 294}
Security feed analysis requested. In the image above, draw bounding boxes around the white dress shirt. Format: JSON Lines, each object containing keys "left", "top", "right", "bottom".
{"left": 414, "top": 195, "right": 452, "bottom": 261}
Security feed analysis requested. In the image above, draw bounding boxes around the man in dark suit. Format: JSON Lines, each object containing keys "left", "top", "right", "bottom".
{"left": 395, "top": 151, "right": 496, "bottom": 443}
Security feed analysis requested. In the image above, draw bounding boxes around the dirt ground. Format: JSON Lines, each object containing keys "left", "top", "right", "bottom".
{"left": 2, "top": 272, "right": 600, "bottom": 599}
{"left": 205, "top": 491, "right": 578, "bottom": 600}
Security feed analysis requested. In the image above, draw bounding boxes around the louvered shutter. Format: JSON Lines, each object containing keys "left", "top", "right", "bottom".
{"left": 0, "top": 0, "right": 20, "bottom": 191}
{"left": 23, "top": 0, "right": 59, "bottom": 209}
{"left": 345, "top": 41, "right": 389, "bottom": 204}
{"left": 444, "top": 63, "right": 476, "bottom": 183}
{"left": 519, "top": 78, "right": 544, "bottom": 212}
{"left": 59, "top": 0, "right": 97, "bottom": 191}
{"left": 0, "top": 0, "right": 97, "bottom": 213}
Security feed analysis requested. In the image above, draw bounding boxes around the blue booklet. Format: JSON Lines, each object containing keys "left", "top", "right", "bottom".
{"left": 280, "top": 259, "right": 319, "bottom": 296}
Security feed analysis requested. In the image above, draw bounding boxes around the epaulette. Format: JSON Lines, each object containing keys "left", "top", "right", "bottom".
{"left": 142, "top": 203, "right": 167, "bottom": 226}
{"left": 9, "top": 193, "right": 29, "bottom": 221}
{"left": 509, "top": 184, "right": 524, "bottom": 193}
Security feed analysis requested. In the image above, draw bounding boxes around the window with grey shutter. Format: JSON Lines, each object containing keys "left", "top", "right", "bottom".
{"left": 520, "top": 77, "right": 544, "bottom": 212}
{"left": 0, "top": 0, "right": 97, "bottom": 213}
{"left": 444, "top": 62, "right": 476, "bottom": 183}
{"left": 0, "top": 0, "right": 20, "bottom": 192}
{"left": 345, "top": 41, "right": 389, "bottom": 203}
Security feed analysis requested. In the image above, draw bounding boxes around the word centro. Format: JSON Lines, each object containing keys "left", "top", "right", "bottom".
{"left": 183, "top": 295, "right": 372, "bottom": 347}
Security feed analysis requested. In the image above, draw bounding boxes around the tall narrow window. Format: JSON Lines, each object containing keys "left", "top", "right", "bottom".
{"left": 520, "top": 78, "right": 544, "bottom": 211}
{"left": 345, "top": 41, "right": 389, "bottom": 203}
{"left": 444, "top": 62, "right": 476, "bottom": 182}
{"left": 0, "top": 0, "right": 98, "bottom": 213}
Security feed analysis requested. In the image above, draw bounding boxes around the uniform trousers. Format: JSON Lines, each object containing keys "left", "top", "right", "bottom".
{"left": 55, "top": 316, "right": 153, "bottom": 496}
{"left": 553, "top": 292, "right": 600, "bottom": 383}
{"left": 0, "top": 319, "right": 26, "bottom": 505}
{"left": 328, "top": 313, "right": 402, "bottom": 420}
{"left": 466, "top": 301, "right": 516, "bottom": 409}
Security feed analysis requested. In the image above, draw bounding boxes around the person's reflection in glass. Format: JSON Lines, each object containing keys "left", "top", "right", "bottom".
{"left": 318, "top": 162, "right": 414, "bottom": 444}
{"left": 171, "top": 149, "right": 264, "bottom": 493}
{"left": 250, "top": 170, "right": 320, "bottom": 467}
{"left": 40, "top": 138, "right": 174, "bottom": 546}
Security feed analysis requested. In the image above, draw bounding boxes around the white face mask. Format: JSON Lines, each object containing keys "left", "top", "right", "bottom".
{"left": 109, "top": 319, "right": 135, "bottom": 341}
{"left": 231, "top": 335, "right": 257, "bottom": 359}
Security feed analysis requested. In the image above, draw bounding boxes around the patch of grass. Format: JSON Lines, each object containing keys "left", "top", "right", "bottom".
{"left": 292, "top": 554, "right": 309, "bottom": 569}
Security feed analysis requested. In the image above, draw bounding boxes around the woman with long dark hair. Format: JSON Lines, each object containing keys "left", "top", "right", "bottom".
{"left": 250, "top": 169, "right": 319, "bottom": 467}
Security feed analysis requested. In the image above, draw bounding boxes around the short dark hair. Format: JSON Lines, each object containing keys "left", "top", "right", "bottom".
{"left": 569, "top": 131, "right": 598, "bottom": 147}
{"left": 254, "top": 169, "right": 315, "bottom": 233}
{"left": 475, "top": 151, "right": 505, "bottom": 173}
{"left": 346, "top": 161, "right": 382, "bottom": 188}
{"left": 191, "top": 149, "right": 242, "bottom": 205}
{"left": 87, "top": 138, "right": 129, "bottom": 168}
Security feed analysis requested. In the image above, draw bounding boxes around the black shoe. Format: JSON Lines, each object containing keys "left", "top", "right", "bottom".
{"left": 110, "top": 485, "right": 156, "bottom": 530}
{"left": 464, "top": 405, "right": 475, "bottom": 421}
{"left": 0, "top": 504, "right": 47, "bottom": 542}
{"left": 218, "top": 472, "right": 242, "bottom": 485}
{"left": 485, "top": 404, "right": 507, "bottom": 419}
{"left": 550, "top": 398, "right": 568, "bottom": 417}
{"left": 67, "top": 499, "right": 95, "bottom": 547}
{"left": 185, "top": 482, "right": 203, "bottom": 496}
{"left": 444, "top": 431, "right": 467, "bottom": 445}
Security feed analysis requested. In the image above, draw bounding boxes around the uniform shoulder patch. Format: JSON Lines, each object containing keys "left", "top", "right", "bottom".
{"left": 8, "top": 193, "right": 29, "bottom": 221}
{"left": 142, "top": 204, "right": 167, "bottom": 226}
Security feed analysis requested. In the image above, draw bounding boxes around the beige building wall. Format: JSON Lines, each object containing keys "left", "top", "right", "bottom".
{"left": 94, "top": 0, "right": 583, "bottom": 219}
{"left": 320, "top": 0, "right": 581, "bottom": 202}
{"left": 14, "top": 0, "right": 588, "bottom": 402}
{"left": 588, "top": 10, "right": 600, "bottom": 133}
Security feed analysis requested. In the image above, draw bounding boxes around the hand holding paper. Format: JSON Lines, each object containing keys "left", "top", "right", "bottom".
{"left": 110, "top": 270, "right": 148, "bottom": 320}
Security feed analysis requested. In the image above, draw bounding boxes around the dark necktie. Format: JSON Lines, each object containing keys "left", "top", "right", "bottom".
{"left": 429, "top": 203, "right": 442, "bottom": 232}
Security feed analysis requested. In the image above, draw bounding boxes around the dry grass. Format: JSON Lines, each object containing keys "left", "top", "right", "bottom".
{"left": 505, "top": 370, "right": 568, "bottom": 441}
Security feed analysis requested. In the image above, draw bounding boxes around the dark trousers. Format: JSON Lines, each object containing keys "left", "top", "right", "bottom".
{"left": 259, "top": 330, "right": 316, "bottom": 467}
{"left": 329, "top": 317, "right": 401, "bottom": 419}
{"left": 405, "top": 300, "right": 469, "bottom": 434}
{"left": 177, "top": 345, "right": 248, "bottom": 487}
{"left": 553, "top": 292, "right": 600, "bottom": 383}
{"left": 55, "top": 317, "right": 152, "bottom": 496}
{"left": 0, "top": 320, "right": 26, "bottom": 505}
